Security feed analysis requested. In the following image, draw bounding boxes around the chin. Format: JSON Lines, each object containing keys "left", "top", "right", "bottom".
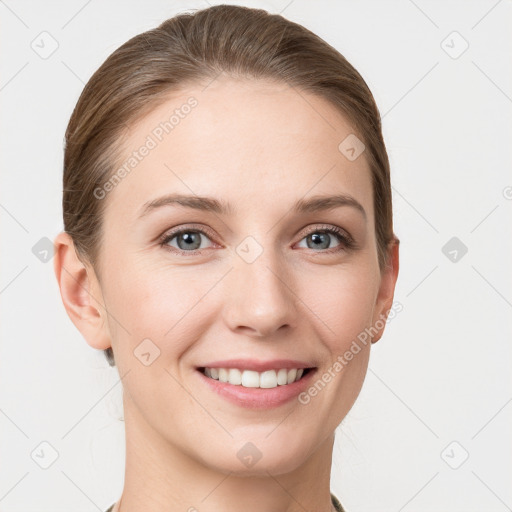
{"left": 197, "top": 430, "right": 318, "bottom": 477}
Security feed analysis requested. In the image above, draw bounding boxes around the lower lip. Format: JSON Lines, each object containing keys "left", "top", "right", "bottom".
{"left": 196, "top": 369, "right": 317, "bottom": 409}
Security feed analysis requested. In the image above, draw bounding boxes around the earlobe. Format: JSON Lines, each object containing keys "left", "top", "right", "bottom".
{"left": 53, "top": 231, "right": 112, "bottom": 351}
{"left": 370, "top": 237, "right": 400, "bottom": 344}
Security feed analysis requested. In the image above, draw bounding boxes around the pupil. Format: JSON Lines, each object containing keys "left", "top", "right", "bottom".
{"left": 179, "top": 232, "right": 200, "bottom": 250}
{"left": 309, "top": 233, "right": 329, "bottom": 249}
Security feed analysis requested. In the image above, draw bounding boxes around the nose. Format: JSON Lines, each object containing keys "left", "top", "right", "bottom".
{"left": 223, "top": 251, "right": 297, "bottom": 338}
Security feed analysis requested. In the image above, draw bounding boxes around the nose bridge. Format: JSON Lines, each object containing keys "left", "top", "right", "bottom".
{"left": 224, "top": 239, "right": 297, "bottom": 336}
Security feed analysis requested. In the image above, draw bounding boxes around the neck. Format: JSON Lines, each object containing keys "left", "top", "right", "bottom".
{"left": 115, "top": 395, "right": 336, "bottom": 512}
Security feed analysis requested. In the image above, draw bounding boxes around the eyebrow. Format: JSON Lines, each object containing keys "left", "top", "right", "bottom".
{"left": 139, "top": 193, "right": 367, "bottom": 220}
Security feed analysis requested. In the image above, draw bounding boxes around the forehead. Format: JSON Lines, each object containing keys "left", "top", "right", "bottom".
{"left": 104, "top": 77, "right": 374, "bottom": 223}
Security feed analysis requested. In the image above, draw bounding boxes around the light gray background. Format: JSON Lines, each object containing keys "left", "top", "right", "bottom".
{"left": 1, "top": 1, "right": 511, "bottom": 511}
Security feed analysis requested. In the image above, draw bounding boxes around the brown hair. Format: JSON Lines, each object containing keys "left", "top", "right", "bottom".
{"left": 63, "top": 4, "right": 397, "bottom": 367}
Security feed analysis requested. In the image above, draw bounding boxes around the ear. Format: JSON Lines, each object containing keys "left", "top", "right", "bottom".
{"left": 370, "top": 237, "right": 400, "bottom": 344}
{"left": 53, "top": 231, "right": 111, "bottom": 351}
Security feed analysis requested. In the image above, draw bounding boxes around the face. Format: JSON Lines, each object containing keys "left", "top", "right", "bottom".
{"left": 84, "top": 77, "right": 397, "bottom": 474}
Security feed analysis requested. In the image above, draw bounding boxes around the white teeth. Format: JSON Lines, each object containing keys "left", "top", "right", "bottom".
{"left": 202, "top": 367, "right": 308, "bottom": 388}
{"left": 241, "top": 370, "right": 260, "bottom": 388}
{"left": 277, "top": 368, "right": 288, "bottom": 385}
{"left": 260, "top": 370, "right": 277, "bottom": 388}
{"left": 228, "top": 368, "right": 242, "bottom": 385}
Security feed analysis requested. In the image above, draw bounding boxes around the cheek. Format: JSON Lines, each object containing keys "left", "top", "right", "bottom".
{"left": 102, "top": 255, "right": 227, "bottom": 358}
{"left": 300, "top": 263, "right": 378, "bottom": 350}
{"left": 103, "top": 243, "right": 379, "bottom": 367}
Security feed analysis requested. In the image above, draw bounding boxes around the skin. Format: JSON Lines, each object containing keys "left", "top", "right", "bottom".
{"left": 54, "top": 76, "right": 399, "bottom": 512}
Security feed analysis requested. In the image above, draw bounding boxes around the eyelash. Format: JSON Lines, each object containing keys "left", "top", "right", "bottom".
{"left": 158, "top": 223, "right": 356, "bottom": 256}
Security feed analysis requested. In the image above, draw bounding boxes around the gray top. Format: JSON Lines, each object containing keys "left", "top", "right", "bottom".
{"left": 105, "top": 492, "right": 346, "bottom": 512}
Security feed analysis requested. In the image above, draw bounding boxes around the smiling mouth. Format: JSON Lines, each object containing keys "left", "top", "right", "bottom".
{"left": 198, "top": 367, "right": 314, "bottom": 389}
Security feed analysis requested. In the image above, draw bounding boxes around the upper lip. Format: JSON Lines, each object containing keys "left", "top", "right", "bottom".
{"left": 197, "top": 359, "right": 316, "bottom": 372}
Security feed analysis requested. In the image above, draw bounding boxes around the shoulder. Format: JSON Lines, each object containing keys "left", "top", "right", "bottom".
{"left": 105, "top": 497, "right": 343, "bottom": 512}
{"left": 331, "top": 492, "right": 346, "bottom": 512}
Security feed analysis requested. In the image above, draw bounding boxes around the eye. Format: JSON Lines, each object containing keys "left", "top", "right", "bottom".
{"left": 296, "top": 225, "right": 355, "bottom": 253}
{"left": 159, "top": 223, "right": 356, "bottom": 256}
{"left": 159, "top": 225, "right": 216, "bottom": 254}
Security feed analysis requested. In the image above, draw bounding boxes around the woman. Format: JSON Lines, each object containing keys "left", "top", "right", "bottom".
{"left": 54, "top": 5, "right": 399, "bottom": 511}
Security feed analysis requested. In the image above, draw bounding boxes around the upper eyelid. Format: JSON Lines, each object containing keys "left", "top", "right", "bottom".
{"left": 159, "top": 224, "right": 218, "bottom": 247}
{"left": 160, "top": 223, "right": 352, "bottom": 247}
